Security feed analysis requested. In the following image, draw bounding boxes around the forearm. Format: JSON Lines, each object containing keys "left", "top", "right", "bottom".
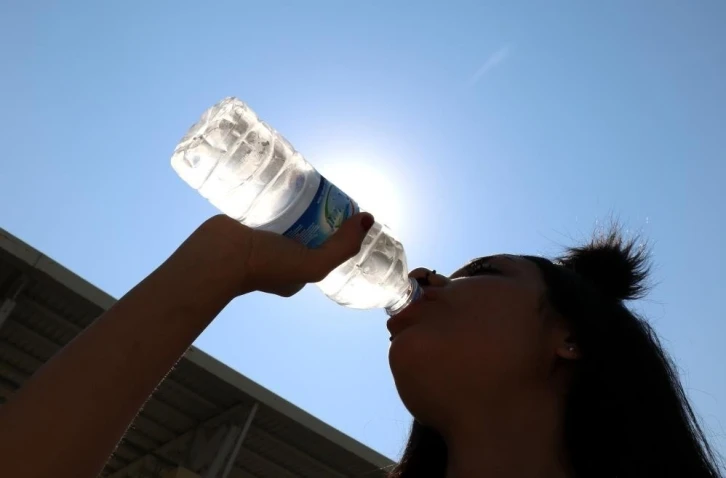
{"left": 0, "top": 254, "right": 233, "bottom": 478}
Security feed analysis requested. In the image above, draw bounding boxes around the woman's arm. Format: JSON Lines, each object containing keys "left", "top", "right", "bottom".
{"left": 0, "top": 213, "right": 372, "bottom": 478}
{"left": 0, "top": 226, "right": 235, "bottom": 478}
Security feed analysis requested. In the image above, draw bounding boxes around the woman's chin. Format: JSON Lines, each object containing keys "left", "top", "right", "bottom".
{"left": 389, "top": 324, "right": 443, "bottom": 387}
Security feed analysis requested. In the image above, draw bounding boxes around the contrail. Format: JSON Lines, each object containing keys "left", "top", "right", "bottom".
{"left": 467, "top": 45, "right": 511, "bottom": 87}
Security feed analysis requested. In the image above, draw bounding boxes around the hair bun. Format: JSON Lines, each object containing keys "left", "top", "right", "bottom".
{"left": 557, "top": 229, "right": 651, "bottom": 302}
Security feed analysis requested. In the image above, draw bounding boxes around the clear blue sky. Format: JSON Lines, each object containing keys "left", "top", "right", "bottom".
{"left": 2, "top": 0, "right": 725, "bottom": 461}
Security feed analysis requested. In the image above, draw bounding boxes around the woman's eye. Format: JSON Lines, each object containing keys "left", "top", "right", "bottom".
{"left": 467, "top": 262, "right": 502, "bottom": 276}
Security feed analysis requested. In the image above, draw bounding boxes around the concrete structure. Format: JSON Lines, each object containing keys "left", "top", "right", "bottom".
{"left": 0, "top": 227, "right": 395, "bottom": 477}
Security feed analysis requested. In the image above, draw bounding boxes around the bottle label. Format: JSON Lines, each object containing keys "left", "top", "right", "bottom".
{"left": 283, "top": 176, "right": 359, "bottom": 248}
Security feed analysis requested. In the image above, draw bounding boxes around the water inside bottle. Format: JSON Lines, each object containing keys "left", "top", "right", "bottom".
{"left": 171, "top": 97, "right": 419, "bottom": 313}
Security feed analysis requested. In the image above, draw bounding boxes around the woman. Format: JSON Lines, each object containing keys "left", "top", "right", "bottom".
{"left": 0, "top": 214, "right": 721, "bottom": 478}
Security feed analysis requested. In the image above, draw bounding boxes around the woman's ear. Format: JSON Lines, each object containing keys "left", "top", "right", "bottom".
{"left": 548, "top": 308, "right": 581, "bottom": 360}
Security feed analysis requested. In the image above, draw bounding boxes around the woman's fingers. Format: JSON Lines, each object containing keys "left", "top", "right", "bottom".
{"left": 303, "top": 213, "right": 375, "bottom": 282}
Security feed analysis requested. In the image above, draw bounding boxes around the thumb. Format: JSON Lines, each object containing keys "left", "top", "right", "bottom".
{"left": 306, "top": 213, "right": 375, "bottom": 282}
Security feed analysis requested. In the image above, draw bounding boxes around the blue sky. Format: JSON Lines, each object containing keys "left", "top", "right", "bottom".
{"left": 2, "top": 0, "right": 725, "bottom": 462}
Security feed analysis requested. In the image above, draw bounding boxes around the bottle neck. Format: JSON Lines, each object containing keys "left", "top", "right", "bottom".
{"left": 385, "top": 278, "right": 423, "bottom": 316}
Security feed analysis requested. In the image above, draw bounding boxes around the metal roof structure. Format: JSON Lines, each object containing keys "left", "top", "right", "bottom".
{"left": 0, "top": 227, "right": 395, "bottom": 478}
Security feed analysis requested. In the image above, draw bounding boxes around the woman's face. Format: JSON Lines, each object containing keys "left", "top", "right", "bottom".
{"left": 388, "top": 255, "right": 576, "bottom": 428}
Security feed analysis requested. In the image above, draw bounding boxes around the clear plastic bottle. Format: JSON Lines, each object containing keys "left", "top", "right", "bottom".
{"left": 171, "top": 97, "right": 420, "bottom": 315}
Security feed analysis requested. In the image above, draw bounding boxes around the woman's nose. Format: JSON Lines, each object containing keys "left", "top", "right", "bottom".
{"left": 409, "top": 268, "right": 450, "bottom": 287}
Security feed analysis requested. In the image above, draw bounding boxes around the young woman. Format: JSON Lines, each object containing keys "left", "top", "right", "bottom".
{"left": 0, "top": 213, "right": 721, "bottom": 478}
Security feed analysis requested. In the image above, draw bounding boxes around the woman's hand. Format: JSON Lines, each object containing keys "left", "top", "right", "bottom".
{"left": 171, "top": 212, "right": 375, "bottom": 301}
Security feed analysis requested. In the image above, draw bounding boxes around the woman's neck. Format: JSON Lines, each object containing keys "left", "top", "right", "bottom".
{"left": 443, "top": 391, "right": 571, "bottom": 478}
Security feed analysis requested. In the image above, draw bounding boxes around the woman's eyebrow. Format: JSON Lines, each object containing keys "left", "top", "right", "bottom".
{"left": 450, "top": 255, "right": 515, "bottom": 278}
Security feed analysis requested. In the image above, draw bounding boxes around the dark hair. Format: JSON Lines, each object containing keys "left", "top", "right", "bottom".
{"left": 389, "top": 229, "right": 723, "bottom": 478}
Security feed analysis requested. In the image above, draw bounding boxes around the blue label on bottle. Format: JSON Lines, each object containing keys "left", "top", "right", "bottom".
{"left": 283, "top": 176, "right": 359, "bottom": 248}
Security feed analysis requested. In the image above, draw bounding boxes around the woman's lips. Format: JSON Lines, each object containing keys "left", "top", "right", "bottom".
{"left": 386, "top": 295, "right": 428, "bottom": 338}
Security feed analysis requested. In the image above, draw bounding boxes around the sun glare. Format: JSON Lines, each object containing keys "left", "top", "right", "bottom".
{"left": 317, "top": 160, "right": 407, "bottom": 234}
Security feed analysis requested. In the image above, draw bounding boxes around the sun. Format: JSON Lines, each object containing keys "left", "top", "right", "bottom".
{"left": 316, "top": 160, "right": 407, "bottom": 234}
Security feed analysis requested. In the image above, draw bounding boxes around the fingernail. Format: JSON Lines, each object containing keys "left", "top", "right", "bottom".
{"left": 361, "top": 214, "right": 374, "bottom": 231}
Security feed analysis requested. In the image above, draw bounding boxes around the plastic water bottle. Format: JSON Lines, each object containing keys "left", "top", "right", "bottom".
{"left": 171, "top": 97, "right": 421, "bottom": 315}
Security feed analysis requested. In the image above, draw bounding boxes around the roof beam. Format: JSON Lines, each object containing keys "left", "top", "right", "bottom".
{"left": 0, "top": 275, "right": 27, "bottom": 329}
{"left": 203, "top": 423, "right": 243, "bottom": 478}
{"left": 245, "top": 426, "right": 348, "bottom": 478}
{"left": 16, "top": 297, "right": 84, "bottom": 339}
{"left": 222, "top": 403, "right": 258, "bottom": 478}
{"left": 1, "top": 319, "right": 60, "bottom": 360}
{"left": 0, "top": 299, "right": 15, "bottom": 329}
{"left": 0, "top": 337, "right": 45, "bottom": 372}
{"left": 233, "top": 445, "right": 300, "bottom": 478}
{"left": 206, "top": 402, "right": 258, "bottom": 478}
{"left": 108, "top": 402, "right": 256, "bottom": 478}
{"left": 185, "top": 347, "right": 393, "bottom": 469}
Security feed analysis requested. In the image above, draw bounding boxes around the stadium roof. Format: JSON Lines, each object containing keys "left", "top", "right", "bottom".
{"left": 0, "top": 227, "right": 395, "bottom": 477}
